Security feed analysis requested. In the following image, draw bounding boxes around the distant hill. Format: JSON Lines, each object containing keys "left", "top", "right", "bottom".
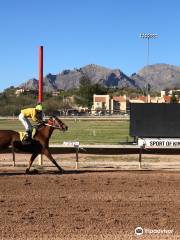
{"left": 131, "top": 64, "right": 180, "bottom": 91}
{"left": 20, "top": 64, "right": 139, "bottom": 92}
{"left": 19, "top": 63, "right": 180, "bottom": 92}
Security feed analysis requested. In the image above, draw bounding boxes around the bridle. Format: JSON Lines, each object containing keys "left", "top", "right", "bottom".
{"left": 45, "top": 117, "right": 66, "bottom": 130}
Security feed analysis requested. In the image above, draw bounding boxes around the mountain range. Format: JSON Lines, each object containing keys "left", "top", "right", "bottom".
{"left": 20, "top": 63, "right": 180, "bottom": 92}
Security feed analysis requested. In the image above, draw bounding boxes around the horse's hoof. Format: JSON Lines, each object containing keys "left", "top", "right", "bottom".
{"left": 32, "top": 169, "right": 39, "bottom": 174}
{"left": 59, "top": 168, "right": 64, "bottom": 174}
{"left": 25, "top": 168, "right": 30, "bottom": 174}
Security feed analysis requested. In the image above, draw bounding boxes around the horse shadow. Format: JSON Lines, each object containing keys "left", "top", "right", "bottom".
{"left": 13, "top": 140, "right": 43, "bottom": 153}
{"left": 0, "top": 168, "right": 153, "bottom": 177}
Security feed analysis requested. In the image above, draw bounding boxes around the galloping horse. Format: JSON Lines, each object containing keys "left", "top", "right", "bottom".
{"left": 0, "top": 116, "right": 68, "bottom": 173}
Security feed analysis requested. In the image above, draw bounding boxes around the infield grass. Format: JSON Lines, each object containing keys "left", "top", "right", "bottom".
{"left": 0, "top": 118, "right": 131, "bottom": 145}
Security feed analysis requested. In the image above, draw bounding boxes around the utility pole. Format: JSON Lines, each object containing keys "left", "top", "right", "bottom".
{"left": 139, "top": 33, "right": 158, "bottom": 102}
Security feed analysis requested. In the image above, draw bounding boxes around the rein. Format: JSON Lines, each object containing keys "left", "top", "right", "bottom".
{"left": 45, "top": 123, "right": 63, "bottom": 129}
{"left": 45, "top": 118, "right": 65, "bottom": 130}
{"left": 34, "top": 117, "right": 66, "bottom": 131}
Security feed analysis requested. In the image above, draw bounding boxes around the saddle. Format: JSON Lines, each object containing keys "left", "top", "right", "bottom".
{"left": 19, "top": 128, "right": 37, "bottom": 142}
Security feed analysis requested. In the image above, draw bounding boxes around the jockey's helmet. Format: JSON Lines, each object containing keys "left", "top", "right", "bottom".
{"left": 35, "top": 104, "right": 42, "bottom": 111}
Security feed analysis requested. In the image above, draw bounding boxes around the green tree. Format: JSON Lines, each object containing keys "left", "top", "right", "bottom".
{"left": 75, "top": 76, "right": 107, "bottom": 109}
{"left": 75, "top": 76, "right": 92, "bottom": 108}
{"left": 170, "top": 93, "right": 178, "bottom": 103}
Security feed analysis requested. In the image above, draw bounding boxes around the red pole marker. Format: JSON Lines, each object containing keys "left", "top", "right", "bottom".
{"left": 38, "top": 46, "right": 43, "bottom": 103}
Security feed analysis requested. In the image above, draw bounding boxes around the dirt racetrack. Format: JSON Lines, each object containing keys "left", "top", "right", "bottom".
{"left": 0, "top": 169, "right": 180, "bottom": 239}
{"left": 0, "top": 154, "right": 180, "bottom": 239}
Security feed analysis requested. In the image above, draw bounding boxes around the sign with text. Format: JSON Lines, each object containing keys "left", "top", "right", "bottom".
{"left": 63, "top": 141, "right": 80, "bottom": 147}
{"left": 138, "top": 138, "right": 180, "bottom": 148}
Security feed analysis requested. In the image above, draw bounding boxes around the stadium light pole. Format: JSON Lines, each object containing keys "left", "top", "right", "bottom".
{"left": 139, "top": 33, "right": 158, "bottom": 102}
{"left": 139, "top": 33, "right": 158, "bottom": 66}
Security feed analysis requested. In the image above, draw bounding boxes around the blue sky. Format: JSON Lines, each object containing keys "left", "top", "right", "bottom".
{"left": 0, "top": 0, "right": 180, "bottom": 91}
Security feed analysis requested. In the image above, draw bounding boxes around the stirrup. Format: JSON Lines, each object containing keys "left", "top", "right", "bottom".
{"left": 23, "top": 136, "right": 32, "bottom": 144}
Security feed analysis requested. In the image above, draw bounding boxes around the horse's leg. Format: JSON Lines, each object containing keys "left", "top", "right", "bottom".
{"left": 12, "top": 143, "right": 15, "bottom": 167}
{"left": 43, "top": 148, "right": 63, "bottom": 173}
{"left": 26, "top": 152, "right": 39, "bottom": 174}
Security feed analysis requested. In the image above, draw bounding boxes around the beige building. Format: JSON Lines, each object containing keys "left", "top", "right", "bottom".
{"left": 92, "top": 94, "right": 127, "bottom": 114}
{"left": 112, "top": 95, "right": 127, "bottom": 113}
{"left": 15, "top": 88, "right": 25, "bottom": 96}
{"left": 129, "top": 95, "right": 171, "bottom": 103}
{"left": 161, "top": 89, "right": 180, "bottom": 103}
{"left": 92, "top": 95, "right": 111, "bottom": 114}
{"left": 92, "top": 93, "right": 174, "bottom": 115}
{"left": 129, "top": 95, "right": 146, "bottom": 103}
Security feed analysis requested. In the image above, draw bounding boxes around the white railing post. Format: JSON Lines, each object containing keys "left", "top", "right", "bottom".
{"left": 38, "top": 154, "right": 43, "bottom": 166}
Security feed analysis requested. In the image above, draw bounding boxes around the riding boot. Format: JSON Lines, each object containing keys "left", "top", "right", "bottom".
{"left": 23, "top": 130, "right": 32, "bottom": 144}
{"left": 27, "top": 130, "right": 32, "bottom": 139}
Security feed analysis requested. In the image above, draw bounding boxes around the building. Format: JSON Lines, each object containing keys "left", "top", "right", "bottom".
{"left": 92, "top": 93, "right": 175, "bottom": 115}
{"left": 129, "top": 95, "right": 146, "bottom": 103}
{"left": 112, "top": 95, "right": 127, "bottom": 113}
{"left": 92, "top": 94, "right": 127, "bottom": 114}
{"left": 15, "top": 88, "right": 25, "bottom": 96}
{"left": 161, "top": 89, "right": 180, "bottom": 103}
{"left": 92, "top": 95, "right": 111, "bottom": 114}
{"left": 163, "top": 95, "right": 171, "bottom": 103}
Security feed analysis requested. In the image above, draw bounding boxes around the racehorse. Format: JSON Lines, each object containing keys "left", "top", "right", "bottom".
{"left": 0, "top": 116, "right": 68, "bottom": 173}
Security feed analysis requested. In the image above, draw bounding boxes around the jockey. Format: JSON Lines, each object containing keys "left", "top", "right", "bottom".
{"left": 18, "top": 104, "right": 44, "bottom": 142}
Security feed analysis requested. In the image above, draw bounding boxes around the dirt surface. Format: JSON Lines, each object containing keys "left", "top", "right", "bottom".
{"left": 0, "top": 157, "right": 180, "bottom": 240}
